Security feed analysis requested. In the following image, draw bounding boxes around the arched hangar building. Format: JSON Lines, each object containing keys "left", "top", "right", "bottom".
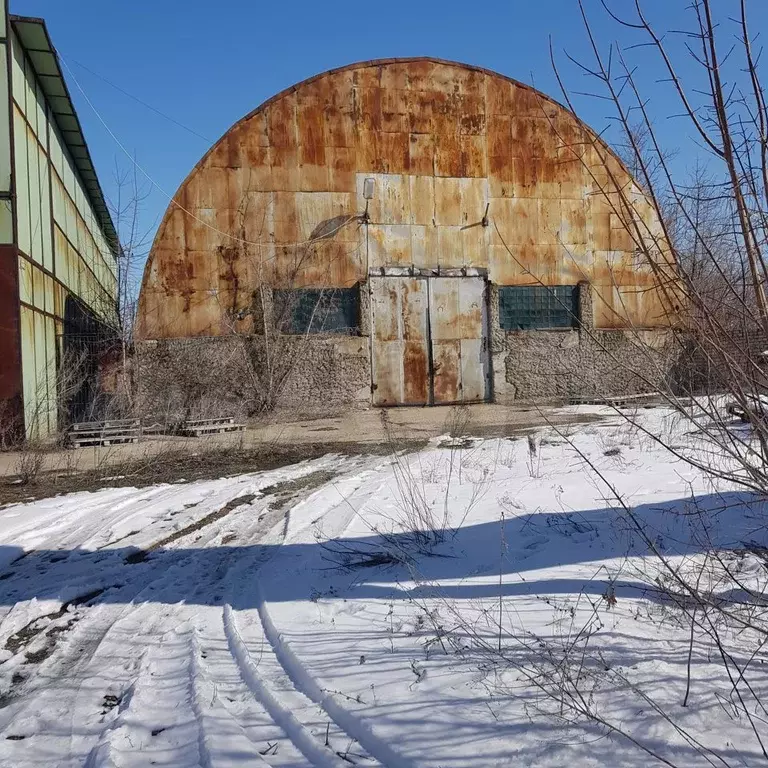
{"left": 136, "top": 57, "right": 679, "bottom": 411}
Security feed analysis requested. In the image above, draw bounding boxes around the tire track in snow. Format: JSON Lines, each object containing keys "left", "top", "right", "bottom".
{"left": 250, "top": 584, "right": 416, "bottom": 768}
{"left": 80, "top": 546, "right": 288, "bottom": 768}
{"left": 215, "top": 469, "right": 389, "bottom": 767}
{"left": 224, "top": 605, "right": 354, "bottom": 768}
{"left": 85, "top": 624, "right": 206, "bottom": 768}
{"left": 0, "top": 544, "right": 236, "bottom": 757}
{"left": 190, "top": 623, "right": 306, "bottom": 767}
{"left": 238, "top": 460, "right": 419, "bottom": 768}
{"left": 0, "top": 455, "right": 385, "bottom": 766}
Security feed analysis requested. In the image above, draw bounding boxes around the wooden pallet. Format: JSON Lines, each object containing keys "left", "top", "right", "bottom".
{"left": 726, "top": 395, "right": 768, "bottom": 423}
{"left": 176, "top": 417, "right": 246, "bottom": 437}
{"left": 569, "top": 392, "right": 663, "bottom": 408}
{"left": 68, "top": 418, "right": 141, "bottom": 448}
{"left": 140, "top": 417, "right": 170, "bottom": 435}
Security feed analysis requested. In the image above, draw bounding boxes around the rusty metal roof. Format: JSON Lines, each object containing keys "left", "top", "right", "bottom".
{"left": 10, "top": 15, "right": 118, "bottom": 254}
{"left": 187, "top": 56, "right": 632, "bottom": 182}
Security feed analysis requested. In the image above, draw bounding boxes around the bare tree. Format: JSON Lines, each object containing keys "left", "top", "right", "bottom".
{"left": 459, "top": 2, "right": 768, "bottom": 763}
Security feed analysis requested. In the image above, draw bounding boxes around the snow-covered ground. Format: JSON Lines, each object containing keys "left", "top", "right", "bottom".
{"left": 0, "top": 406, "right": 766, "bottom": 767}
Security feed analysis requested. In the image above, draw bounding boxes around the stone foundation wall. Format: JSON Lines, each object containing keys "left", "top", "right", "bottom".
{"left": 135, "top": 333, "right": 370, "bottom": 423}
{"left": 273, "top": 336, "right": 371, "bottom": 410}
{"left": 491, "top": 328, "right": 677, "bottom": 402}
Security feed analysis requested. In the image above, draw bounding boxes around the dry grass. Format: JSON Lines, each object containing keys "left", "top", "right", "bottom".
{"left": 0, "top": 440, "right": 413, "bottom": 506}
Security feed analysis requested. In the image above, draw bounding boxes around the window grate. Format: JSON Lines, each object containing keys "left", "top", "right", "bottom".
{"left": 499, "top": 285, "right": 579, "bottom": 330}
{"left": 273, "top": 287, "right": 360, "bottom": 335}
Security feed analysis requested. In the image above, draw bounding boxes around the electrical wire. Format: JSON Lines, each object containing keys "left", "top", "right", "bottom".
{"left": 56, "top": 50, "right": 357, "bottom": 251}
{"left": 67, "top": 56, "right": 214, "bottom": 144}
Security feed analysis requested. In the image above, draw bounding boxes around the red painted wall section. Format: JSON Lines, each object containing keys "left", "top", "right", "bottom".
{"left": 0, "top": 244, "right": 23, "bottom": 440}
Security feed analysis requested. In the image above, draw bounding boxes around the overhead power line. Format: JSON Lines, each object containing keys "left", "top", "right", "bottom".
{"left": 56, "top": 50, "right": 357, "bottom": 251}
{"left": 68, "top": 56, "right": 213, "bottom": 143}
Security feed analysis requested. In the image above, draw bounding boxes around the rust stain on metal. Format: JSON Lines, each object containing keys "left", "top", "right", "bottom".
{"left": 432, "top": 341, "right": 460, "bottom": 404}
{"left": 136, "top": 56, "right": 677, "bottom": 344}
{"left": 403, "top": 341, "right": 429, "bottom": 404}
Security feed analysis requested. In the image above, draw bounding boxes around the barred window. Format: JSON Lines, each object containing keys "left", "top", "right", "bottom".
{"left": 498, "top": 285, "right": 579, "bottom": 330}
{"left": 273, "top": 287, "right": 360, "bottom": 334}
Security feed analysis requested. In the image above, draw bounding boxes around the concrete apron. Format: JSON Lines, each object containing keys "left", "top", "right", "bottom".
{"left": 0, "top": 403, "right": 607, "bottom": 479}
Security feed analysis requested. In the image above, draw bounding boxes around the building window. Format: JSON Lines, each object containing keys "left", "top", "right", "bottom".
{"left": 273, "top": 286, "right": 360, "bottom": 334}
{"left": 499, "top": 285, "right": 579, "bottom": 330}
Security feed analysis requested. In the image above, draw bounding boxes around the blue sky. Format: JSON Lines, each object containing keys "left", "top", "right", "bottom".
{"left": 9, "top": 0, "right": 768, "bottom": 278}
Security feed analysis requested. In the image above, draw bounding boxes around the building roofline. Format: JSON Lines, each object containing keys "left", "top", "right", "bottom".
{"left": 9, "top": 14, "right": 118, "bottom": 255}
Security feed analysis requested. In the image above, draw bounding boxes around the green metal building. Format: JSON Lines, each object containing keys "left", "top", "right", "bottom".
{"left": 0, "top": 5, "right": 119, "bottom": 440}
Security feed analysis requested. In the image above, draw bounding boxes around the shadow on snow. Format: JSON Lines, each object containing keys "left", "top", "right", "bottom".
{"left": 0, "top": 490, "right": 764, "bottom": 609}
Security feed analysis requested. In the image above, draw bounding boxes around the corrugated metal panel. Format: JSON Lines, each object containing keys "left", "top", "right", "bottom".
{"left": 49, "top": 118, "right": 63, "bottom": 174}
{"left": 19, "top": 305, "right": 37, "bottom": 435}
{"left": 43, "top": 313, "right": 56, "bottom": 434}
{"left": 33, "top": 77, "right": 46, "bottom": 145}
{"left": 13, "top": 107, "right": 30, "bottom": 255}
{"left": 10, "top": 29, "right": 24, "bottom": 109}
{"left": 31, "top": 261, "right": 44, "bottom": 310}
{"left": 26, "top": 124, "right": 42, "bottom": 262}
{"left": 17, "top": 258, "right": 31, "bottom": 304}
{"left": 32, "top": 310, "right": 46, "bottom": 432}
{"left": 0, "top": 245, "right": 22, "bottom": 432}
{"left": 38, "top": 142, "right": 52, "bottom": 272}
{"left": 53, "top": 224, "right": 68, "bottom": 287}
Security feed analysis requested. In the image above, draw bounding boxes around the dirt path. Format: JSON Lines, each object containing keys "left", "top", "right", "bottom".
{"left": 0, "top": 404, "right": 604, "bottom": 504}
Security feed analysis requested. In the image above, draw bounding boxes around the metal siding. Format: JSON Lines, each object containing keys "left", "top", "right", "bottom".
{"left": 53, "top": 223, "right": 67, "bottom": 288}
{"left": 45, "top": 313, "right": 56, "bottom": 433}
{"left": 31, "top": 260, "right": 44, "bottom": 309}
{"left": 22, "top": 52, "right": 34, "bottom": 133}
{"left": 26, "top": 123, "right": 41, "bottom": 262}
{"left": 9, "top": 30, "right": 23, "bottom": 112}
{"left": 17, "top": 257, "right": 30, "bottom": 303}
{"left": 0, "top": 245, "right": 22, "bottom": 430}
{"left": 19, "top": 305, "right": 36, "bottom": 434}
{"left": 9, "top": 21, "right": 118, "bottom": 437}
{"left": 0, "top": 199, "right": 12, "bottom": 243}
{"left": 49, "top": 118, "right": 62, "bottom": 175}
{"left": 39, "top": 144, "right": 52, "bottom": 270}
{"left": 138, "top": 58, "right": 677, "bottom": 341}
{"left": 0, "top": 41, "right": 10, "bottom": 193}
{"left": 32, "top": 308, "right": 45, "bottom": 431}
{"left": 12, "top": 107, "right": 29, "bottom": 255}
{"left": 34, "top": 76, "right": 45, "bottom": 145}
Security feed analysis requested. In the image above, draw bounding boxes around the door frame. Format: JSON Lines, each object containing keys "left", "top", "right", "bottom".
{"left": 368, "top": 266, "right": 492, "bottom": 406}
